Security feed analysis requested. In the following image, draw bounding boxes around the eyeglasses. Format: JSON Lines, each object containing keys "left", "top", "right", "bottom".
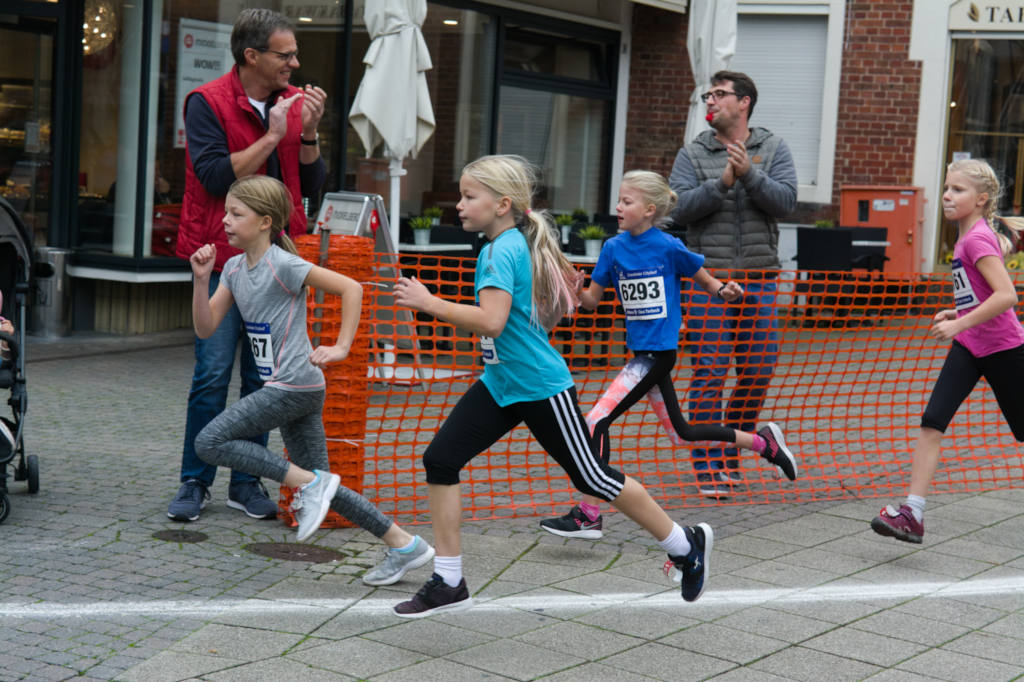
{"left": 256, "top": 47, "right": 299, "bottom": 62}
{"left": 700, "top": 89, "right": 738, "bottom": 103}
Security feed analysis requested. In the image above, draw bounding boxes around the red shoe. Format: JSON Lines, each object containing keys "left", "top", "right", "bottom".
{"left": 871, "top": 504, "right": 924, "bottom": 544}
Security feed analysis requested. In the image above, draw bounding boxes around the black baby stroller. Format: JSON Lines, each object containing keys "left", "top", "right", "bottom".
{"left": 0, "top": 196, "right": 37, "bottom": 522}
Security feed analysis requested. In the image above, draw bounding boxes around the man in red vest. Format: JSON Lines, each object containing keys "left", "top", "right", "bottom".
{"left": 169, "top": 8, "right": 327, "bottom": 522}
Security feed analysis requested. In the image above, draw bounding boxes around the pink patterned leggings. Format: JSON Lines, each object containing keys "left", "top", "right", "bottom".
{"left": 586, "top": 349, "right": 736, "bottom": 465}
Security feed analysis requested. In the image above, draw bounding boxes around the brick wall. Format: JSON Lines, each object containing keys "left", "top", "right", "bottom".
{"left": 830, "top": 1, "right": 921, "bottom": 217}
{"left": 625, "top": 2, "right": 922, "bottom": 222}
{"left": 623, "top": 5, "right": 692, "bottom": 177}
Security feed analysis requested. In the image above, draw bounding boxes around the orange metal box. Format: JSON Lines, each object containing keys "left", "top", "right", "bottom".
{"left": 839, "top": 185, "right": 927, "bottom": 274}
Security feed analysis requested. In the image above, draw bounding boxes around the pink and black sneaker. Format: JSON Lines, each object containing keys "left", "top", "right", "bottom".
{"left": 757, "top": 422, "right": 797, "bottom": 481}
{"left": 871, "top": 504, "right": 924, "bottom": 544}
{"left": 539, "top": 504, "right": 603, "bottom": 539}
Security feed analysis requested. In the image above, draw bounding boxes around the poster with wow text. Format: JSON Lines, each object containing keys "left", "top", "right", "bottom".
{"left": 174, "top": 18, "right": 234, "bottom": 149}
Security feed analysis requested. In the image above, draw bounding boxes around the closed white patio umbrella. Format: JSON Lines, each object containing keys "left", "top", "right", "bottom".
{"left": 349, "top": 0, "right": 436, "bottom": 249}
{"left": 684, "top": 0, "right": 737, "bottom": 143}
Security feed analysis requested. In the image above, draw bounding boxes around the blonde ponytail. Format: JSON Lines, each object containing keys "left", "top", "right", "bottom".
{"left": 462, "top": 155, "right": 581, "bottom": 328}
{"left": 521, "top": 208, "right": 583, "bottom": 329}
{"left": 995, "top": 216, "right": 1024, "bottom": 257}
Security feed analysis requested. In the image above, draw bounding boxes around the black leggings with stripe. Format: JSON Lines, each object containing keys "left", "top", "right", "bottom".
{"left": 422, "top": 380, "right": 626, "bottom": 501}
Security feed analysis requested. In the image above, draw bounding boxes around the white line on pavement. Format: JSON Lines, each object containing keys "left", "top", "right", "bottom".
{"left": 3, "top": 576, "right": 1024, "bottom": 620}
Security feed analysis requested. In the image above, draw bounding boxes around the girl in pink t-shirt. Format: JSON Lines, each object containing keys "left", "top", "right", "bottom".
{"left": 872, "top": 159, "right": 1024, "bottom": 544}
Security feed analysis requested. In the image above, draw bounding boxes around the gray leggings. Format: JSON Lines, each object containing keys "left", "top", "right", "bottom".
{"left": 195, "top": 386, "right": 392, "bottom": 537}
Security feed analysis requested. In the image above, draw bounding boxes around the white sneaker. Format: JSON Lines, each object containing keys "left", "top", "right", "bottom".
{"left": 362, "top": 536, "right": 436, "bottom": 586}
{"left": 291, "top": 470, "right": 340, "bottom": 541}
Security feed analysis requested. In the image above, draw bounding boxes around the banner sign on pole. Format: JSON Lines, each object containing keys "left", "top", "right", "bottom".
{"left": 174, "top": 18, "right": 234, "bottom": 149}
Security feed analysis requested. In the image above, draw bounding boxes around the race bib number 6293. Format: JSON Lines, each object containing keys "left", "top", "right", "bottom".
{"left": 619, "top": 274, "right": 668, "bottom": 320}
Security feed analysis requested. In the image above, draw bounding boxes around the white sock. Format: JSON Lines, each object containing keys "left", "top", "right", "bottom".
{"left": 905, "top": 494, "right": 926, "bottom": 522}
{"left": 657, "top": 522, "right": 691, "bottom": 558}
{"left": 434, "top": 555, "right": 462, "bottom": 587}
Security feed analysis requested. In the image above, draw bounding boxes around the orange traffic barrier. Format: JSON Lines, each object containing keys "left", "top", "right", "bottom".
{"left": 279, "top": 235, "right": 374, "bottom": 527}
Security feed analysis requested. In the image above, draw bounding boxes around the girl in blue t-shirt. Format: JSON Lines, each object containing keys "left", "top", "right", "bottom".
{"left": 540, "top": 171, "right": 798, "bottom": 540}
{"left": 393, "top": 155, "right": 714, "bottom": 618}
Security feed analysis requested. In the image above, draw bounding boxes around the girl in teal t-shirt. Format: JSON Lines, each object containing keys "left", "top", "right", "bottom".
{"left": 393, "top": 155, "right": 714, "bottom": 618}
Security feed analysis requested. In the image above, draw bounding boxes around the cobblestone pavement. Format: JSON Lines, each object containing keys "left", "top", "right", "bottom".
{"left": 1, "top": 331, "right": 1023, "bottom": 681}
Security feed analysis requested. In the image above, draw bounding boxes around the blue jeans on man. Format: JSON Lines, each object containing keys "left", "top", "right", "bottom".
{"left": 684, "top": 279, "right": 779, "bottom": 473}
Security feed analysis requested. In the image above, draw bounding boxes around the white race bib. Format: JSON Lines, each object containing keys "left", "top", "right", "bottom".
{"left": 245, "top": 321, "right": 274, "bottom": 378}
{"left": 480, "top": 335, "right": 500, "bottom": 364}
{"left": 951, "top": 258, "right": 979, "bottom": 310}
{"left": 618, "top": 274, "right": 668, "bottom": 321}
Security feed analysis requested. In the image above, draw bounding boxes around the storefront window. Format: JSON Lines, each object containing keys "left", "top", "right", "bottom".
{"left": 77, "top": 0, "right": 158, "bottom": 256}
{"left": 0, "top": 16, "right": 54, "bottom": 248}
{"left": 346, "top": 6, "right": 495, "bottom": 228}
{"left": 356, "top": 3, "right": 614, "bottom": 229}
{"left": 497, "top": 86, "right": 609, "bottom": 214}
{"left": 498, "top": 18, "right": 614, "bottom": 216}
{"left": 78, "top": 0, "right": 347, "bottom": 260}
{"left": 942, "top": 38, "right": 1024, "bottom": 263}
{"left": 72, "top": 0, "right": 616, "bottom": 261}
{"left": 503, "top": 25, "right": 610, "bottom": 84}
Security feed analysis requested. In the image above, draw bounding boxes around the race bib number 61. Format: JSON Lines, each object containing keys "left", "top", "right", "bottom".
{"left": 951, "top": 258, "right": 979, "bottom": 311}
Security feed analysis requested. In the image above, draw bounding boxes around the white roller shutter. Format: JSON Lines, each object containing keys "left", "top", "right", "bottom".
{"left": 732, "top": 13, "right": 827, "bottom": 187}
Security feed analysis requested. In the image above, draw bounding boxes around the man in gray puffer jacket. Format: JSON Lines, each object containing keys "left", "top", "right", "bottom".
{"left": 668, "top": 70, "right": 797, "bottom": 498}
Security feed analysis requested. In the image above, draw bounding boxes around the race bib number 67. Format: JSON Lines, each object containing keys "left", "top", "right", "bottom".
{"left": 245, "top": 321, "right": 275, "bottom": 379}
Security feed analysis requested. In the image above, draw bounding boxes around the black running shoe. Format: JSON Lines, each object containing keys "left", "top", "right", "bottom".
{"left": 394, "top": 573, "right": 473, "bottom": 618}
{"left": 539, "top": 504, "right": 603, "bottom": 539}
{"left": 664, "top": 523, "right": 714, "bottom": 602}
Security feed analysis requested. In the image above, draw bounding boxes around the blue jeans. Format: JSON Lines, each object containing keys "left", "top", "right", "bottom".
{"left": 684, "top": 280, "right": 779, "bottom": 472}
{"left": 180, "top": 272, "right": 267, "bottom": 486}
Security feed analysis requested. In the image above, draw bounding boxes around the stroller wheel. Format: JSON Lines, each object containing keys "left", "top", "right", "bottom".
{"left": 0, "top": 492, "right": 8, "bottom": 523}
{"left": 26, "top": 455, "right": 38, "bottom": 494}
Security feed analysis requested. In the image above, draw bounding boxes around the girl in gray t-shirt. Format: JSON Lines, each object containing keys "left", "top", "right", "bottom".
{"left": 190, "top": 176, "right": 434, "bottom": 588}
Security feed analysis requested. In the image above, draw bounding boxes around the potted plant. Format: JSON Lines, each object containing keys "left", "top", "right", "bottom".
{"left": 555, "top": 213, "right": 574, "bottom": 246}
{"left": 424, "top": 206, "right": 443, "bottom": 226}
{"left": 409, "top": 215, "right": 433, "bottom": 245}
{"left": 813, "top": 219, "right": 835, "bottom": 229}
{"left": 577, "top": 224, "right": 607, "bottom": 258}
{"left": 572, "top": 208, "right": 589, "bottom": 225}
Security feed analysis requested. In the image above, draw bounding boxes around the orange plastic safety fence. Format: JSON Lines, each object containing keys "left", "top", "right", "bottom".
{"left": 307, "top": 249, "right": 1024, "bottom": 526}
{"left": 279, "top": 235, "right": 375, "bottom": 528}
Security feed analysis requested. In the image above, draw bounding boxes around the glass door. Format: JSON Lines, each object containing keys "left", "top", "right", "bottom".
{"left": 942, "top": 38, "right": 1024, "bottom": 265}
{"left": 0, "top": 18, "right": 54, "bottom": 248}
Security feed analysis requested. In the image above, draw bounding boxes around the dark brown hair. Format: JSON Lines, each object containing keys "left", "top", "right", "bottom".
{"left": 711, "top": 70, "right": 758, "bottom": 119}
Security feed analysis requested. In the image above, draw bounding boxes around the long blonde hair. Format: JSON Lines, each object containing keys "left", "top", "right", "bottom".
{"left": 622, "top": 170, "right": 678, "bottom": 226}
{"left": 462, "top": 155, "right": 580, "bottom": 327}
{"left": 226, "top": 175, "right": 299, "bottom": 256}
{"left": 947, "top": 159, "right": 1023, "bottom": 257}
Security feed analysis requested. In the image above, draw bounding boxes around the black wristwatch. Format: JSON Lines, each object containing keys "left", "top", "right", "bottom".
{"left": 716, "top": 284, "right": 727, "bottom": 298}
{"left": 300, "top": 132, "right": 319, "bottom": 146}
